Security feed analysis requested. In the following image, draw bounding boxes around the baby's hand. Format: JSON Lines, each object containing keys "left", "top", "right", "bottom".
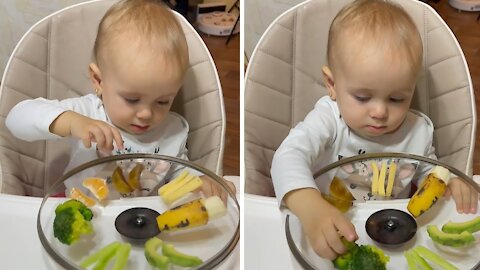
{"left": 445, "top": 177, "right": 478, "bottom": 214}
{"left": 301, "top": 203, "right": 357, "bottom": 260}
{"left": 285, "top": 189, "right": 357, "bottom": 260}
{"left": 50, "top": 111, "right": 123, "bottom": 152}
{"left": 198, "top": 175, "right": 236, "bottom": 202}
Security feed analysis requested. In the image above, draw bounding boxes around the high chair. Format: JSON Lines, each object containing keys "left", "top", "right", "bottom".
{"left": 0, "top": 0, "right": 226, "bottom": 196}
{"left": 244, "top": 0, "right": 476, "bottom": 196}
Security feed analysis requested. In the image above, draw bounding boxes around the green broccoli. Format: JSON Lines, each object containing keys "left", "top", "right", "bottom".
{"left": 53, "top": 199, "right": 94, "bottom": 245}
{"left": 332, "top": 240, "right": 389, "bottom": 270}
{"left": 55, "top": 199, "right": 93, "bottom": 221}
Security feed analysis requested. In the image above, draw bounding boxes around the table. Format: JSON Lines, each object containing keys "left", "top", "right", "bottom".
{"left": 0, "top": 187, "right": 240, "bottom": 269}
{"left": 244, "top": 194, "right": 303, "bottom": 269}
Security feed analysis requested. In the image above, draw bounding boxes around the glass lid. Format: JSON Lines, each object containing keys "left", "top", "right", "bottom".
{"left": 285, "top": 152, "right": 480, "bottom": 270}
{"left": 37, "top": 154, "right": 240, "bottom": 270}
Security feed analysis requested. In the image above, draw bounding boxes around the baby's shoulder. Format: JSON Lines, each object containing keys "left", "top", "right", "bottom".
{"left": 403, "top": 110, "right": 434, "bottom": 139}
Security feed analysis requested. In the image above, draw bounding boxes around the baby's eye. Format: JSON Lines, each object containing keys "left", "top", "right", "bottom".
{"left": 157, "top": 100, "right": 170, "bottom": 106}
{"left": 124, "top": 98, "right": 139, "bottom": 104}
{"left": 354, "top": 96, "right": 370, "bottom": 102}
{"left": 390, "top": 97, "right": 404, "bottom": 103}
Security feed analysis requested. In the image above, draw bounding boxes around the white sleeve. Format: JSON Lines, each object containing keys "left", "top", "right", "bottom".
{"left": 5, "top": 94, "right": 99, "bottom": 142}
{"left": 271, "top": 99, "right": 337, "bottom": 205}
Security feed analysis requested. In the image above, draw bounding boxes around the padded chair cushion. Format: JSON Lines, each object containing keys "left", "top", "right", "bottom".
{"left": 245, "top": 0, "right": 475, "bottom": 196}
{"left": 0, "top": 0, "right": 225, "bottom": 196}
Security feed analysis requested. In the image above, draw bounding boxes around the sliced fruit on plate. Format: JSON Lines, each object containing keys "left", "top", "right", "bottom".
{"left": 322, "top": 176, "right": 354, "bottom": 213}
{"left": 385, "top": 162, "right": 396, "bottom": 197}
{"left": 330, "top": 176, "right": 355, "bottom": 201}
{"left": 112, "top": 166, "right": 134, "bottom": 194}
{"left": 69, "top": 187, "right": 96, "bottom": 207}
{"left": 442, "top": 216, "right": 480, "bottom": 234}
{"left": 82, "top": 177, "right": 109, "bottom": 201}
{"left": 371, "top": 162, "right": 380, "bottom": 194}
{"left": 127, "top": 163, "right": 144, "bottom": 190}
{"left": 158, "top": 170, "right": 203, "bottom": 204}
{"left": 407, "top": 166, "right": 450, "bottom": 218}
{"left": 156, "top": 196, "right": 226, "bottom": 232}
{"left": 427, "top": 225, "right": 475, "bottom": 247}
{"left": 377, "top": 160, "right": 387, "bottom": 196}
{"left": 162, "top": 242, "right": 203, "bottom": 267}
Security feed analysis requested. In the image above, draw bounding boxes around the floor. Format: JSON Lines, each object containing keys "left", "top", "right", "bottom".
{"left": 199, "top": 33, "right": 240, "bottom": 176}
{"left": 430, "top": 1, "right": 480, "bottom": 174}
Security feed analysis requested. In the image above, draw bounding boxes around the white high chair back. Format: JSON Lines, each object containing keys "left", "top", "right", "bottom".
{"left": 244, "top": 0, "right": 476, "bottom": 196}
{"left": 0, "top": 0, "right": 226, "bottom": 196}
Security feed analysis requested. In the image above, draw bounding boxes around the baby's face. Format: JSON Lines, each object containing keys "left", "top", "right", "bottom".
{"left": 94, "top": 34, "right": 183, "bottom": 135}
{"left": 330, "top": 48, "right": 417, "bottom": 138}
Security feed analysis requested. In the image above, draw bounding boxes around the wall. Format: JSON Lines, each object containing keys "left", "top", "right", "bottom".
{"left": 0, "top": 0, "right": 87, "bottom": 78}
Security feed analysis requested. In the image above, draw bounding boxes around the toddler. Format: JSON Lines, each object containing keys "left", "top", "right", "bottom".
{"left": 271, "top": 0, "right": 478, "bottom": 261}
{"left": 6, "top": 0, "right": 234, "bottom": 199}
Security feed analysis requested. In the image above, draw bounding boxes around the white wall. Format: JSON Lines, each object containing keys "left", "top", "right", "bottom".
{"left": 0, "top": 0, "right": 87, "bottom": 78}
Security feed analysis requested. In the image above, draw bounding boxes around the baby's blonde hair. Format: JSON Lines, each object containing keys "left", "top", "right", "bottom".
{"left": 327, "top": 0, "right": 423, "bottom": 77}
{"left": 93, "top": 0, "right": 189, "bottom": 79}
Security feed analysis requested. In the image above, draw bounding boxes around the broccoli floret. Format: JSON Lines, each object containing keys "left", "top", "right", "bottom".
{"left": 333, "top": 239, "right": 359, "bottom": 270}
{"left": 55, "top": 199, "right": 93, "bottom": 221}
{"left": 332, "top": 241, "right": 389, "bottom": 270}
{"left": 53, "top": 202, "right": 93, "bottom": 245}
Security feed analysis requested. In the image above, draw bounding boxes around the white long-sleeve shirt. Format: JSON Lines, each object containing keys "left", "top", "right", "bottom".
{"left": 271, "top": 96, "right": 436, "bottom": 206}
{"left": 6, "top": 94, "right": 189, "bottom": 191}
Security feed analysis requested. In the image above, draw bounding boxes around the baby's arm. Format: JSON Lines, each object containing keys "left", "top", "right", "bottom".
{"left": 284, "top": 188, "right": 357, "bottom": 260}
{"left": 50, "top": 111, "right": 123, "bottom": 152}
{"left": 6, "top": 96, "right": 123, "bottom": 151}
{"left": 445, "top": 177, "right": 478, "bottom": 214}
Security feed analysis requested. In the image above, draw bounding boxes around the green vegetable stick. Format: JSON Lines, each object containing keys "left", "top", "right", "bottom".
{"left": 404, "top": 250, "right": 419, "bottom": 270}
{"left": 413, "top": 246, "right": 459, "bottom": 270}
{"left": 409, "top": 249, "right": 433, "bottom": 270}
{"left": 80, "top": 241, "right": 121, "bottom": 268}
{"left": 112, "top": 243, "right": 131, "bottom": 270}
{"left": 92, "top": 245, "right": 119, "bottom": 270}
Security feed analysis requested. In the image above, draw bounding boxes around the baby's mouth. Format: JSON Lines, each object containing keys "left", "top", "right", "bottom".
{"left": 130, "top": 124, "right": 150, "bottom": 132}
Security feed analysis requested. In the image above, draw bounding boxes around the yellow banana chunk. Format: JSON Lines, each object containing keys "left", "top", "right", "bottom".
{"left": 112, "top": 166, "right": 134, "bottom": 194}
{"left": 158, "top": 171, "right": 203, "bottom": 204}
{"left": 127, "top": 163, "right": 144, "bottom": 190}
{"left": 407, "top": 166, "right": 450, "bottom": 218}
{"left": 371, "top": 162, "right": 379, "bottom": 194}
{"left": 385, "top": 162, "right": 397, "bottom": 197}
{"left": 378, "top": 161, "right": 387, "bottom": 196}
{"left": 156, "top": 196, "right": 226, "bottom": 232}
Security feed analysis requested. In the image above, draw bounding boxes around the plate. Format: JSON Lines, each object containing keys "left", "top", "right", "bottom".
{"left": 37, "top": 154, "right": 240, "bottom": 269}
{"left": 285, "top": 152, "right": 480, "bottom": 270}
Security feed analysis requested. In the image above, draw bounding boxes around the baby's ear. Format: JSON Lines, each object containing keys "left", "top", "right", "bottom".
{"left": 89, "top": 63, "right": 103, "bottom": 96}
{"left": 322, "top": 66, "right": 336, "bottom": 100}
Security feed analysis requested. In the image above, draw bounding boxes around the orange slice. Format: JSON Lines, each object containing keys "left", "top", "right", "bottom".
{"left": 83, "top": 177, "right": 109, "bottom": 201}
{"left": 70, "top": 187, "right": 96, "bottom": 207}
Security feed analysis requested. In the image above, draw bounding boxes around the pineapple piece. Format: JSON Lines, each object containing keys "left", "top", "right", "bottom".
{"left": 371, "top": 162, "right": 379, "bottom": 194}
{"left": 385, "top": 162, "right": 396, "bottom": 197}
{"left": 159, "top": 170, "right": 203, "bottom": 204}
{"left": 378, "top": 161, "right": 387, "bottom": 196}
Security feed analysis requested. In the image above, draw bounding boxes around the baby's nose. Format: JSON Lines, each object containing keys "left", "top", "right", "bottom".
{"left": 370, "top": 102, "right": 387, "bottom": 119}
{"left": 136, "top": 107, "right": 153, "bottom": 120}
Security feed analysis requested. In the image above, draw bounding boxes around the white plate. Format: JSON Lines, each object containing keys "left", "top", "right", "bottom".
{"left": 39, "top": 196, "right": 239, "bottom": 269}
{"left": 286, "top": 198, "right": 480, "bottom": 269}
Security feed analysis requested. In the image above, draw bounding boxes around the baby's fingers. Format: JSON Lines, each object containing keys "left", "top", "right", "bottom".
{"left": 111, "top": 126, "right": 124, "bottom": 150}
